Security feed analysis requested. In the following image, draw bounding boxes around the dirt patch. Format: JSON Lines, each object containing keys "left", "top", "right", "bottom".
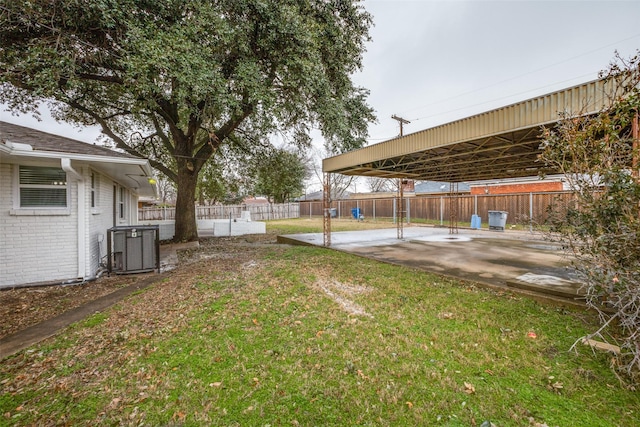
{"left": 316, "top": 279, "right": 373, "bottom": 318}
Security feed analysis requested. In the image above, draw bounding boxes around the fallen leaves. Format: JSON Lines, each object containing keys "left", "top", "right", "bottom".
{"left": 172, "top": 411, "right": 186, "bottom": 422}
{"left": 546, "top": 376, "right": 563, "bottom": 393}
{"left": 463, "top": 382, "right": 476, "bottom": 394}
{"left": 0, "top": 275, "right": 136, "bottom": 339}
{"left": 107, "top": 397, "right": 121, "bottom": 410}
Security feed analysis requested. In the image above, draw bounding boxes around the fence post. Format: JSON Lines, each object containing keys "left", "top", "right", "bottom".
{"left": 393, "top": 200, "right": 396, "bottom": 223}
{"left": 406, "top": 197, "right": 410, "bottom": 223}
{"left": 440, "top": 196, "right": 444, "bottom": 226}
{"left": 474, "top": 195, "right": 478, "bottom": 215}
{"left": 529, "top": 192, "right": 533, "bottom": 233}
{"left": 373, "top": 199, "right": 376, "bottom": 221}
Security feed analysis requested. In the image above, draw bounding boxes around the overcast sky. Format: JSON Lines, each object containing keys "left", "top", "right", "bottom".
{"left": 3, "top": 1, "right": 640, "bottom": 152}
{"left": 355, "top": 0, "right": 640, "bottom": 143}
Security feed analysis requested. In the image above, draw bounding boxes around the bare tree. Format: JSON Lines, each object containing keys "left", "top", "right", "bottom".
{"left": 310, "top": 146, "right": 358, "bottom": 200}
{"left": 366, "top": 177, "right": 396, "bottom": 193}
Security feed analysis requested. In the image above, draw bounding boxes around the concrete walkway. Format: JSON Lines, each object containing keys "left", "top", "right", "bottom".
{"left": 278, "top": 225, "right": 585, "bottom": 305}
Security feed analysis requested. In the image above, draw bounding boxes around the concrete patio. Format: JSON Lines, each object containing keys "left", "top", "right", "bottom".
{"left": 278, "top": 225, "right": 584, "bottom": 305}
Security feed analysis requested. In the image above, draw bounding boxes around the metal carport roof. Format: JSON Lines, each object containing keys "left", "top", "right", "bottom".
{"left": 323, "top": 78, "right": 616, "bottom": 182}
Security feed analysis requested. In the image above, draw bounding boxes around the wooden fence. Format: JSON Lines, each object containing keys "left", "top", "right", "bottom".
{"left": 138, "top": 203, "right": 300, "bottom": 222}
{"left": 299, "top": 191, "right": 575, "bottom": 228}
{"left": 139, "top": 192, "right": 575, "bottom": 229}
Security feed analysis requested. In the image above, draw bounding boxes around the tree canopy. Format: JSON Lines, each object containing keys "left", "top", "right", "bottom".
{"left": 252, "top": 148, "right": 308, "bottom": 203}
{"left": 0, "top": 0, "right": 375, "bottom": 241}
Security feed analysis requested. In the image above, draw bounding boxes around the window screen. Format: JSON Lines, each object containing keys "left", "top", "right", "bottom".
{"left": 19, "top": 166, "right": 68, "bottom": 207}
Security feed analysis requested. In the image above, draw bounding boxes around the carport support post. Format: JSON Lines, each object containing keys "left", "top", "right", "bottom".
{"left": 323, "top": 173, "right": 332, "bottom": 247}
{"left": 448, "top": 182, "right": 458, "bottom": 234}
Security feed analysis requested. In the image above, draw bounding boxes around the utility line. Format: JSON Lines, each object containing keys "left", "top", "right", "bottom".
{"left": 399, "top": 32, "right": 640, "bottom": 118}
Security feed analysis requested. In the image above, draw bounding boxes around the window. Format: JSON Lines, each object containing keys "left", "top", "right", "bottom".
{"left": 118, "top": 186, "right": 125, "bottom": 219}
{"left": 90, "top": 172, "right": 97, "bottom": 208}
{"left": 19, "top": 166, "right": 67, "bottom": 208}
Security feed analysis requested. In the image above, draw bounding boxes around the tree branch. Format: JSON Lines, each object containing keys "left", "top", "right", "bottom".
{"left": 66, "top": 98, "right": 146, "bottom": 159}
{"left": 76, "top": 73, "right": 124, "bottom": 84}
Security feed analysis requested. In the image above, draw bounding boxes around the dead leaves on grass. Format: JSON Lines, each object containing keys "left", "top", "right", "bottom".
{"left": 546, "top": 376, "right": 564, "bottom": 394}
{"left": 0, "top": 276, "right": 136, "bottom": 338}
{"left": 463, "top": 382, "right": 476, "bottom": 394}
{"left": 1, "top": 239, "right": 271, "bottom": 425}
{"left": 438, "top": 312, "right": 455, "bottom": 320}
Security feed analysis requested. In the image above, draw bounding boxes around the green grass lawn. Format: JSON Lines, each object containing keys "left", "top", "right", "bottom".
{"left": 271, "top": 217, "right": 399, "bottom": 234}
{"left": 1, "top": 219, "right": 638, "bottom": 426}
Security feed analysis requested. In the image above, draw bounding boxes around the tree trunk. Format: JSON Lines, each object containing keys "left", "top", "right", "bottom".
{"left": 174, "top": 162, "right": 199, "bottom": 242}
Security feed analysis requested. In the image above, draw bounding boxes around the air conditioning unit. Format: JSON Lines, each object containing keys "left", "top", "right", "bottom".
{"left": 107, "top": 225, "right": 159, "bottom": 274}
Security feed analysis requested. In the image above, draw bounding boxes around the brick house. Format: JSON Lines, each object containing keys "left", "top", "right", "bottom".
{"left": 468, "top": 175, "right": 568, "bottom": 195}
{"left": 0, "top": 121, "right": 156, "bottom": 288}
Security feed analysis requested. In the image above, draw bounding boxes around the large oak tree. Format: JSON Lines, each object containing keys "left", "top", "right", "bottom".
{"left": 0, "top": 0, "right": 374, "bottom": 241}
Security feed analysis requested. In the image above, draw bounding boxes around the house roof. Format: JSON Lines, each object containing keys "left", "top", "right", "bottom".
{"left": 0, "top": 121, "right": 134, "bottom": 158}
{"left": 297, "top": 191, "right": 324, "bottom": 201}
{"left": 0, "top": 121, "right": 157, "bottom": 198}
{"left": 415, "top": 181, "right": 470, "bottom": 194}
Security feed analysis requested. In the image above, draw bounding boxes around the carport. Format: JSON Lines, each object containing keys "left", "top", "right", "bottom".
{"left": 321, "top": 78, "right": 616, "bottom": 244}
{"left": 289, "top": 78, "right": 623, "bottom": 302}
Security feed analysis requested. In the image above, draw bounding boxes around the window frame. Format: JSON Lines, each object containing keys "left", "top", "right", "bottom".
{"left": 14, "top": 164, "right": 70, "bottom": 210}
{"left": 118, "top": 185, "right": 126, "bottom": 220}
{"left": 90, "top": 171, "right": 97, "bottom": 208}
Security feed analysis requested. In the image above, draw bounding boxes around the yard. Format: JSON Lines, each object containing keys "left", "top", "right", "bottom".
{"left": 1, "top": 219, "right": 638, "bottom": 426}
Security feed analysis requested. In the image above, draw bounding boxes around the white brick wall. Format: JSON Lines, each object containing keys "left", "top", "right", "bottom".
{"left": 1, "top": 162, "right": 78, "bottom": 287}
{"left": 87, "top": 169, "right": 117, "bottom": 276}
{"left": 1, "top": 160, "right": 143, "bottom": 288}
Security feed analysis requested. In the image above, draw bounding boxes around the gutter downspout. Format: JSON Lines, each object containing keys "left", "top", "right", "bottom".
{"left": 62, "top": 158, "right": 86, "bottom": 280}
